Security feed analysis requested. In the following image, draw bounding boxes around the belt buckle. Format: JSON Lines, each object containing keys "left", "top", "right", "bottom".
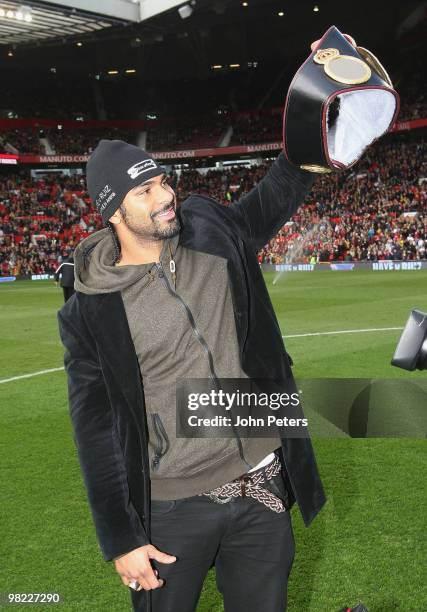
{"left": 239, "top": 474, "right": 251, "bottom": 497}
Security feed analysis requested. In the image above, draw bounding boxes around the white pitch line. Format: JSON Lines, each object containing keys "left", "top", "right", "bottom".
{"left": 0, "top": 327, "right": 404, "bottom": 384}
{"left": 0, "top": 367, "right": 64, "bottom": 384}
{"left": 283, "top": 326, "right": 403, "bottom": 339}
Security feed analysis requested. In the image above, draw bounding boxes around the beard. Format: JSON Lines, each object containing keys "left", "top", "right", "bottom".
{"left": 120, "top": 197, "right": 181, "bottom": 242}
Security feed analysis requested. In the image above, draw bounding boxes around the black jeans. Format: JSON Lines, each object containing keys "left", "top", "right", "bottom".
{"left": 130, "top": 488, "right": 295, "bottom": 612}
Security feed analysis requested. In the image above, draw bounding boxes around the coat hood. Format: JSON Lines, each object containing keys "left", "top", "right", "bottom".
{"left": 73, "top": 227, "right": 179, "bottom": 294}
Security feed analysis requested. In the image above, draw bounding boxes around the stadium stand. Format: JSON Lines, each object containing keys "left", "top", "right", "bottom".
{"left": 229, "top": 110, "right": 282, "bottom": 145}
{"left": 1, "top": 130, "right": 425, "bottom": 276}
{"left": 0, "top": 91, "right": 425, "bottom": 156}
{"left": 0, "top": 61, "right": 425, "bottom": 276}
{"left": 257, "top": 135, "right": 426, "bottom": 264}
{"left": 44, "top": 127, "right": 137, "bottom": 155}
{"left": 0, "top": 128, "right": 43, "bottom": 155}
{"left": 146, "top": 115, "right": 226, "bottom": 151}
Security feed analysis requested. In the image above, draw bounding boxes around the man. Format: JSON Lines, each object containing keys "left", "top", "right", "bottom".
{"left": 57, "top": 138, "right": 325, "bottom": 612}
{"left": 54, "top": 249, "right": 75, "bottom": 303}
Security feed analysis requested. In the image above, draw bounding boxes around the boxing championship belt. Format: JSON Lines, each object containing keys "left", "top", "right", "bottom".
{"left": 283, "top": 25, "right": 400, "bottom": 173}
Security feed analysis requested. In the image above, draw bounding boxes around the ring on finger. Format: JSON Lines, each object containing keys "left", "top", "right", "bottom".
{"left": 128, "top": 579, "right": 143, "bottom": 591}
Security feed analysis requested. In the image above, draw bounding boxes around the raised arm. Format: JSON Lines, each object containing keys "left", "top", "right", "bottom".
{"left": 57, "top": 307, "right": 150, "bottom": 562}
{"left": 228, "top": 152, "right": 315, "bottom": 252}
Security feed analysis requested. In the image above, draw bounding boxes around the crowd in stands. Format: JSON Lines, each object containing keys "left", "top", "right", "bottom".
{"left": 0, "top": 173, "right": 96, "bottom": 276}
{"left": 0, "top": 127, "right": 137, "bottom": 156}
{"left": 0, "top": 128, "right": 43, "bottom": 155}
{"left": 0, "top": 131, "right": 425, "bottom": 277}
{"left": 146, "top": 115, "right": 226, "bottom": 151}
{"left": 257, "top": 136, "right": 426, "bottom": 264}
{"left": 44, "top": 127, "right": 137, "bottom": 155}
{"left": 396, "top": 63, "right": 427, "bottom": 121}
{"left": 1, "top": 94, "right": 425, "bottom": 157}
{"left": 230, "top": 110, "right": 282, "bottom": 145}
{"left": 399, "top": 95, "right": 427, "bottom": 122}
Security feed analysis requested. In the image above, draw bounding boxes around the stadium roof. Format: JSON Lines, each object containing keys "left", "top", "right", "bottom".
{"left": 0, "top": 1, "right": 123, "bottom": 46}
{"left": 0, "top": 1, "right": 199, "bottom": 46}
{"left": 37, "top": 0, "right": 193, "bottom": 23}
{"left": 0, "top": 0, "right": 424, "bottom": 80}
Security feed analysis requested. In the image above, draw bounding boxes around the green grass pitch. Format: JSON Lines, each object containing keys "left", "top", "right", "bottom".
{"left": 1, "top": 270, "right": 426, "bottom": 611}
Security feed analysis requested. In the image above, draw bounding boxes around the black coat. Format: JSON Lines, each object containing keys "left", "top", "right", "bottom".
{"left": 57, "top": 153, "right": 326, "bottom": 562}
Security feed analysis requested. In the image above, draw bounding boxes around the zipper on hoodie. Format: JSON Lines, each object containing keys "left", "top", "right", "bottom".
{"left": 151, "top": 413, "right": 170, "bottom": 471}
{"left": 155, "top": 261, "right": 252, "bottom": 472}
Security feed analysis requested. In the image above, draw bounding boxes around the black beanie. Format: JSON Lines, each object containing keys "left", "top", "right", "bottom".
{"left": 86, "top": 139, "right": 165, "bottom": 225}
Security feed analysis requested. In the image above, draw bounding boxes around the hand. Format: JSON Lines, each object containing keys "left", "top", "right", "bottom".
{"left": 310, "top": 33, "right": 356, "bottom": 52}
{"left": 114, "top": 544, "right": 177, "bottom": 591}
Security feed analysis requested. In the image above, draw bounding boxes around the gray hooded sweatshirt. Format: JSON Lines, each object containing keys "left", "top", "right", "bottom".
{"left": 73, "top": 227, "right": 281, "bottom": 500}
